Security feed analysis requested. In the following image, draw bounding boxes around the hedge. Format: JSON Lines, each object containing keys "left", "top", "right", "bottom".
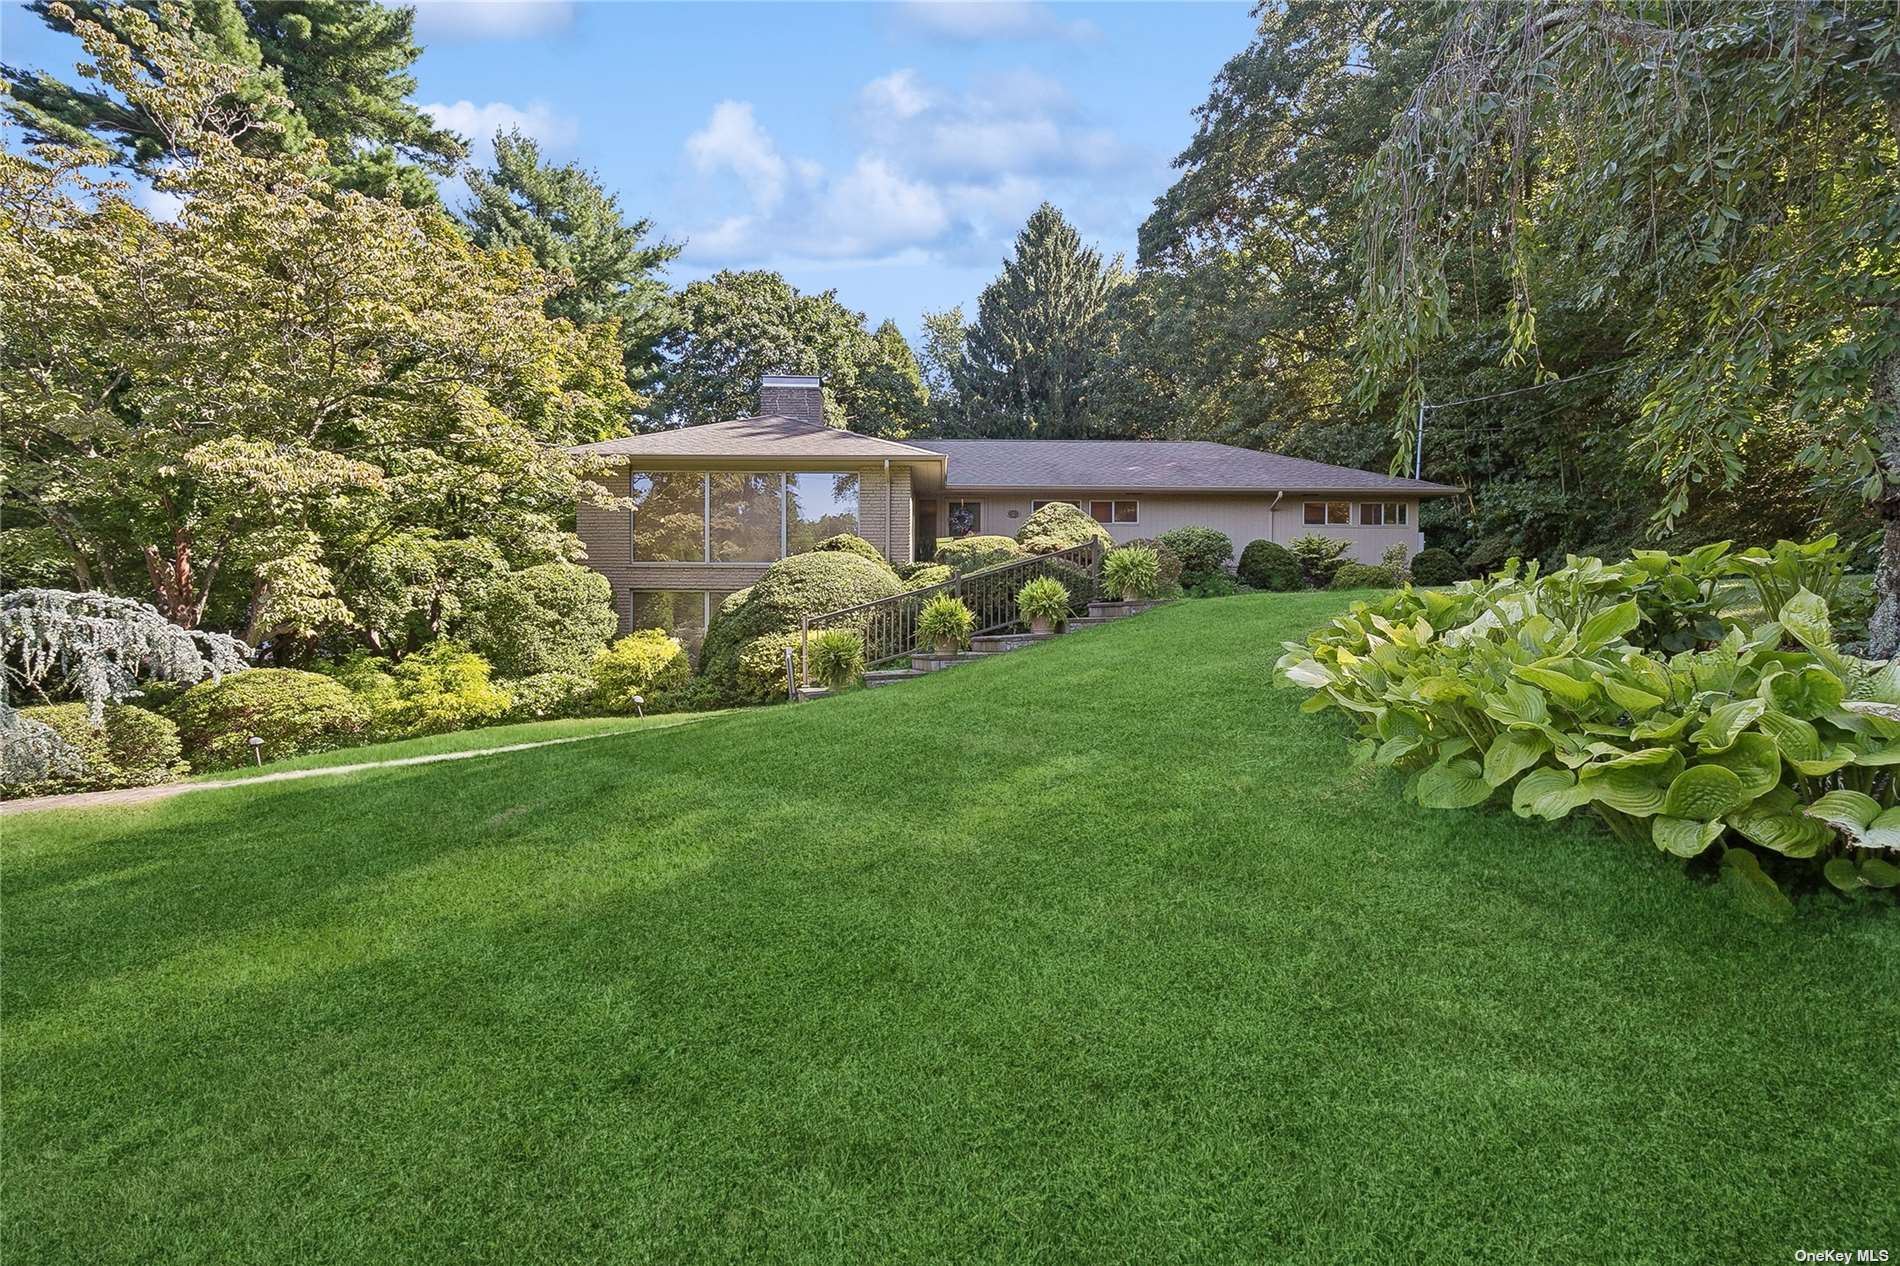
{"left": 935, "top": 535, "right": 1023, "bottom": 572}
{"left": 7, "top": 703, "right": 187, "bottom": 796}
{"left": 168, "top": 668, "right": 370, "bottom": 770}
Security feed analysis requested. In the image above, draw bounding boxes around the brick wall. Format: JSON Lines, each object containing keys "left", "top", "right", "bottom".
{"left": 758, "top": 381, "right": 823, "bottom": 425}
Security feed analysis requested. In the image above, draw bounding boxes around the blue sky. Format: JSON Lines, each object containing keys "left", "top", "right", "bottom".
{"left": 1, "top": 1, "right": 1255, "bottom": 338}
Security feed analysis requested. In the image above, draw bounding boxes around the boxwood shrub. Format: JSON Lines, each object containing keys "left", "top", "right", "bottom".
{"left": 1328, "top": 562, "right": 1398, "bottom": 590}
{"left": 935, "top": 535, "right": 1023, "bottom": 572}
{"left": 1015, "top": 502, "right": 1110, "bottom": 555}
{"left": 1238, "top": 540, "right": 1302, "bottom": 591}
{"left": 698, "top": 552, "right": 902, "bottom": 706}
{"left": 7, "top": 703, "right": 188, "bottom": 796}
{"left": 814, "top": 534, "right": 894, "bottom": 572}
{"left": 1409, "top": 547, "right": 1465, "bottom": 586}
{"left": 1155, "top": 526, "right": 1233, "bottom": 583}
{"left": 169, "top": 668, "right": 370, "bottom": 770}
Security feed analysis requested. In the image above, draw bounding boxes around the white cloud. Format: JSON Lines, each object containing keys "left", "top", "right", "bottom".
{"left": 860, "top": 69, "right": 933, "bottom": 122}
{"left": 419, "top": 99, "right": 578, "bottom": 167}
{"left": 896, "top": 2, "right": 1100, "bottom": 43}
{"left": 686, "top": 101, "right": 789, "bottom": 213}
{"left": 408, "top": 1, "right": 575, "bottom": 42}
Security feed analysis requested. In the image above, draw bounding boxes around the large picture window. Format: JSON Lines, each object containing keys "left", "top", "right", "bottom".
{"left": 631, "top": 473, "right": 705, "bottom": 561}
{"left": 786, "top": 472, "right": 860, "bottom": 553}
{"left": 709, "top": 474, "right": 783, "bottom": 562}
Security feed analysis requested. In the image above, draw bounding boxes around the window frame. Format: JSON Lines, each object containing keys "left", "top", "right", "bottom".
{"left": 627, "top": 469, "right": 876, "bottom": 564}
{"left": 1088, "top": 499, "right": 1138, "bottom": 525}
{"left": 1358, "top": 500, "right": 1409, "bottom": 527}
{"left": 1304, "top": 500, "right": 1351, "bottom": 526}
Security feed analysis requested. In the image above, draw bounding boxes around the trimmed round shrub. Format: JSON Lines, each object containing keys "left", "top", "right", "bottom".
{"left": 901, "top": 563, "right": 954, "bottom": 592}
{"left": 814, "top": 534, "right": 894, "bottom": 572}
{"left": 463, "top": 561, "right": 618, "bottom": 678}
{"left": 1409, "top": 547, "right": 1465, "bottom": 586}
{"left": 1238, "top": 539, "right": 1302, "bottom": 591}
{"left": 591, "top": 629, "right": 692, "bottom": 714}
{"left": 1329, "top": 562, "right": 1398, "bottom": 590}
{"left": 370, "top": 643, "right": 511, "bottom": 738}
{"left": 735, "top": 632, "right": 802, "bottom": 704}
{"left": 1120, "top": 537, "right": 1184, "bottom": 593}
{"left": 8, "top": 703, "right": 187, "bottom": 795}
{"left": 169, "top": 668, "right": 370, "bottom": 770}
{"left": 698, "top": 552, "right": 903, "bottom": 706}
{"left": 935, "top": 535, "right": 1023, "bottom": 572}
{"left": 807, "top": 628, "right": 866, "bottom": 691}
{"left": 502, "top": 671, "right": 595, "bottom": 722}
{"left": 1015, "top": 502, "right": 1111, "bottom": 555}
{"left": 1155, "top": 526, "right": 1233, "bottom": 582}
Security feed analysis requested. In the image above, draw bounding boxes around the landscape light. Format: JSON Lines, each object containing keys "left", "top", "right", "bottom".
{"left": 247, "top": 735, "right": 264, "bottom": 767}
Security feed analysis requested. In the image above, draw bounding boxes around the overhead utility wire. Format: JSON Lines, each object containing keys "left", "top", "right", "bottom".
{"left": 1412, "top": 361, "right": 1630, "bottom": 478}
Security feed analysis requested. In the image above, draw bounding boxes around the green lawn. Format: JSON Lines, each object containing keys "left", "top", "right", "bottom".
{"left": 5, "top": 593, "right": 1895, "bottom": 1262}
{"left": 189, "top": 712, "right": 721, "bottom": 781}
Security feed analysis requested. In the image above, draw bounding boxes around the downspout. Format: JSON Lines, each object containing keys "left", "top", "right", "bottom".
{"left": 884, "top": 459, "right": 894, "bottom": 562}
{"left": 1268, "top": 490, "right": 1283, "bottom": 542}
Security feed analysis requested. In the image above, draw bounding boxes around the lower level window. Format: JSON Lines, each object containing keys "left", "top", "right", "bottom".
{"left": 1304, "top": 500, "right": 1350, "bottom": 525}
{"left": 1031, "top": 499, "right": 1082, "bottom": 512}
{"left": 629, "top": 590, "right": 710, "bottom": 658}
{"left": 1359, "top": 501, "right": 1409, "bottom": 526}
{"left": 1089, "top": 499, "right": 1137, "bottom": 524}
{"left": 947, "top": 500, "right": 982, "bottom": 537}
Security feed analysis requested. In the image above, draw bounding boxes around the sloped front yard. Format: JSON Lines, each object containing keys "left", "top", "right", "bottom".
{"left": 3, "top": 593, "right": 1894, "bottom": 1262}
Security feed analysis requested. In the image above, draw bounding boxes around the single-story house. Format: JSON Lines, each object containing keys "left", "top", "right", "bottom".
{"left": 569, "top": 375, "right": 1458, "bottom": 647}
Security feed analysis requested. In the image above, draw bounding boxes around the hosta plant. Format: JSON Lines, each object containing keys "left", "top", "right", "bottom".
{"left": 807, "top": 628, "right": 866, "bottom": 691}
{"left": 1016, "top": 577, "right": 1072, "bottom": 633}
{"left": 1102, "top": 547, "right": 1161, "bottom": 601}
{"left": 916, "top": 594, "right": 975, "bottom": 655}
{"left": 1275, "top": 547, "right": 1899, "bottom": 918}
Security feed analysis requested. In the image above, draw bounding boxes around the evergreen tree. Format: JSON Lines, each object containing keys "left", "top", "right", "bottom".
{"left": 852, "top": 320, "right": 929, "bottom": 438}
{"left": 463, "top": 128, "right": 680, "bottom": 405}
{"left": 3, "top": 0, "right": 463, "bottom": 206}
{"left": 959, "top": 204, "right": 1125, "bottom": 438}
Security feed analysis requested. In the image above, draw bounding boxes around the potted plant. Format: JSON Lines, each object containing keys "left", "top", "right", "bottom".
{"left": 916, "top": 593, "right": 975, "bottom": 657}
{"left": 1015, "top": 576, "right": 1071, "bottom": 635}
{"left": 1102, "top": 546, "right": 1161, "bottom": 603}
{"left": 807, "top": 628, "right": 865, "bottom": 692}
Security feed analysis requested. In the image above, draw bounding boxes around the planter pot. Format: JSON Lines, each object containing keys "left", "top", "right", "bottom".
{"left": 1119, "top": 589, "right": 1144, "bottom": 603}
{"left": 935, "top": 639, "right": 961, "bottom": 657}
{"left": 1029, "top": 615, "right": 1055, "bottom": 636}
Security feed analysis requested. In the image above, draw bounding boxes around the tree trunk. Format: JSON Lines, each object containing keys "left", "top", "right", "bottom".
{"left": 1868, "top": 343, "right": 1900, "bottom": 658}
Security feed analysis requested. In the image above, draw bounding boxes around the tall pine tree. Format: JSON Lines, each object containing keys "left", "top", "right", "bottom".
{"left": 3, "top": 0, "right": 463, "bottom": 206}
{"left": 957, "top": 204, "right": 1125, "bottom": 438}
{"left": 463, "top": 128, "right": 680, "bottom": 406}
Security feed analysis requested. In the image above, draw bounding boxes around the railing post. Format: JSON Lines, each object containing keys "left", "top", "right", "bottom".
{"left": 784, "top": 644, "right": 798, "bottom": 702}
{"left": 798, "top": 616, "right": 809, "bottom": 691}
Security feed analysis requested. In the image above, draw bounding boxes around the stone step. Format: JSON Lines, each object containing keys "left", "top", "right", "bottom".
{"left": 1087, "top": 599, "right": 1163, "bottom": 619}
{"left": 970, "top": 631, "right": 1059, "bottom": 654}
{"left": 864, "top": 669, "right": 925, "bottom": 688}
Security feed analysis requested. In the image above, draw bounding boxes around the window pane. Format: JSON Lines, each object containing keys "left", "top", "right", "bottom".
{"left": 709, "top": 473, "right": 783, "bottom": 562}
{"left": 1113, "top": 501, "right": 1138, "bottom": 524}
{"left": 786, "top": 472, "right": 860, "bottom": 553}
{"left": 1304, "top": 502, "right": 1325, "bottom": 525}
{"left": 629, "top": 591, "right": 706, "bottom": 659}
{"left": 631, "top": 473, "right": 705, "bottom": 561}
{"left": 1327, "top": 500, "right": 1350, "bottom": 524}
{"left": 1360, "top": 503, "right": 1377, "bottom": 526}
{"left": 1397, "top": 502, "right": 1408, "bottom": 525}
{"left": 948, "top": 501, "right": 980, "bottom": 537}
{"left": 1090, "top": 501, "right": 1113, "bottom": 524}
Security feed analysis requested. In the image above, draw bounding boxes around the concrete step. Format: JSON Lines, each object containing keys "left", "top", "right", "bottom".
{"left": 1087, "top": 600, "right": 1163, "bottom": 619}
{"left": 864, "top": 669, "right": 925, "bottom": 688}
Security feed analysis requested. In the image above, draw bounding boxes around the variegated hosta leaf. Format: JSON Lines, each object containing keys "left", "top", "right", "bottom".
{"left": 1511, "top": 767, "right": 1592, "bottom": 820}
{"left": 1759, "top": 665, "right": 1846, "bottom": 721}
{"left": 1652, "top": 815, "right": 1724, "bottom": 858}
{"left": 1589, "top": 770, "right": 1668, "bottom": 817}
{"left": 1599, "top": 676, "right": 1665, "bottom": 715}
{"left": 1376, "top": 734, "right": 1427, "bottom": 766}
{"left": 1837, "top": 699, "right": 1900, "bottom": 722}
{"left": 1661, "top": 765, "right": 1747, "bottom": 820}
{"left": 1703, "top": 733, "right": 1781, "bottom": 801}
{"left": 1414, "top": 758, "right": 1493, "bottom": 810}
{"left": 1278, "top": 656, "right": 1332, "bottom": 688}
{"left": 1482, "top": 730, "right": 1548, "bottom": 787}
{"left": 1721, "top": 848, "right": 1795, "bottom": 924}
{"left": 1691, "top": 699, "right": 1766, "bottom": 753}
{"left": 1856, "top": 660, "right": 1900, "bottom": 706}
{"left": 1729, "top": 803, "right": 1833, "bottom": 858}
{"left": 1775, "top": 588, "right": 1832, "bottom": 651}
{"left": 1803, "top": 789, "right": 1881, "bottom": 836}
{"left": 1849, "top": 743, "right": 1900, "bottom": 766}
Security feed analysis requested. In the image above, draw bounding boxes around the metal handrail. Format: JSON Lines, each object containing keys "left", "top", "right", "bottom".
{"left": 799, "top": 539, "right": 1105, "bottom": 688}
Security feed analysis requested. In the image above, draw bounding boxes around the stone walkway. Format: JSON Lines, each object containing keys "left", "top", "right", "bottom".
{"left": 0, "top": 728, "right": 644, "bottom": 819}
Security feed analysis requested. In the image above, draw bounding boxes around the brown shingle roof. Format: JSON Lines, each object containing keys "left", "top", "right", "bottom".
{"left": 911, "top": 439, "right": 1458, "bottom": 495}
{"left": 567, "top": 415, "right": 945, "bottom": 461}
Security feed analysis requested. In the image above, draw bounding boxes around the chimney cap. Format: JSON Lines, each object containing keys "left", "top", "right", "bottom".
{"left": 761, "top": 374, "right": 821, "bottom": 388}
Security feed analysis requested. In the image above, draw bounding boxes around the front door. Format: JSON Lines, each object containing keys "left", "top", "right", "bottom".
{"left": 914, "top": 500, "right": 937, "bottom": 563}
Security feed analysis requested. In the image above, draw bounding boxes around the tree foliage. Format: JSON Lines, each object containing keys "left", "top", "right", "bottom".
{"left": 463, "top": 128, "right": 681, "bottom": 402}
{"left": 3, "top": 0, "right": 465, "bottom": 206}
{"left": 0, "top": 3, "right": 634, "bottom": 652}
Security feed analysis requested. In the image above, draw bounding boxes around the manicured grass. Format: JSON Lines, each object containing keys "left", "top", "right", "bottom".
{"left": 5, "top": 593, "right": 1895, "bottom": 1262}
{"left": 189, "top": 712, "right": 720, "bottom": 781}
